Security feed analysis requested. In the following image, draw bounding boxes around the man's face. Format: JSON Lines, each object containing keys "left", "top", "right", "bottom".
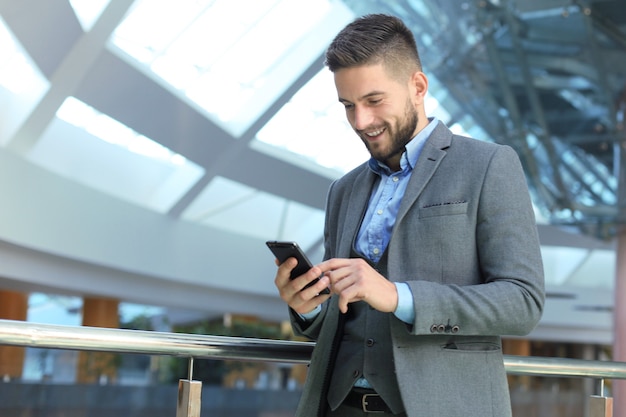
{"left": 334, "top": 63, "right": 420, "bottom": 170}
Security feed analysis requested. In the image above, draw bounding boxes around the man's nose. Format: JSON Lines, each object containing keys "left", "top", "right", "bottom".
{"left": 352, "top": 106, "right": 373, "bottom": 131}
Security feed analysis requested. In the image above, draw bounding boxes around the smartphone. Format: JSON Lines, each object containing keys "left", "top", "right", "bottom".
{"left": 266, "top": 241, "right": 330, "bottom": 294}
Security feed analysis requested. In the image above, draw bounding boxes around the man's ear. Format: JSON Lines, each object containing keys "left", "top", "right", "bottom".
{"left": 410, "top": 71, "right": 428, "bottom": 104}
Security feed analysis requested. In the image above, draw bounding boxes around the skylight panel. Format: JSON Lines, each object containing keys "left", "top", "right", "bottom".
{"left": 0, "top": 18, "right": 49, "bottom": 146}
{"left": 112, "top": 0, "right": 212, "bottom": 64}
{"left": 109, "top": 0, "right": 353, "bottom": 136}
{"left": 0, "top": 19, "right": 47, "bottom": 96}
{"left": 27, "top": 97, "right": 204, "bottom": 213}
{"left": 68, "top": 0, "right": 111, "bottom": 31}
{"left": 56, "top": 97, "right": 179, "bottom": 164}
{"left": 254, "top": 68, "right": 370, "bottom": 177}
{"left": 181, "top": 176, "right": 324, "bottom": 248}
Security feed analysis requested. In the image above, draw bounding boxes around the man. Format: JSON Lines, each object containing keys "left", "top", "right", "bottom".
{"left": 273, "top": 14, "right": 544, "bottom": 417}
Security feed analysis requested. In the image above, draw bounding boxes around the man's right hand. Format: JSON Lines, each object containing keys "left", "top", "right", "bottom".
{"left": 273, "top": 257, "right": 331, "bottom": 315}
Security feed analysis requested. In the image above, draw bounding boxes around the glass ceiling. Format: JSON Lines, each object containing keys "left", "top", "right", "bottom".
{"left": 253, "top": 68, "right": 370, "bottom": 177}
{"left": 181, "top": 175, "right": 326, "bottom": 250}
{"left": 69, "top": 0, "right": 111, "bottom": 32}
{"left": 109, "top": 0, "right": 353, "bottom": 137}
{"left": 0, "top": 3, "right": 478, "bottom": 214}
{"left": 0, "top": 16, "right": 49, "bottom": 147}
{"left": 0, "top": 1, "right": 616, "bottom": 297}
{"left": 30, "top": 97, "right": 205, "bottom": 213}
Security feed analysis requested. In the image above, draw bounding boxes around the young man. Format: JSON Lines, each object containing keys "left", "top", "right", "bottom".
{"left": 273, "top": 14, "right": 544, "bottom": 417}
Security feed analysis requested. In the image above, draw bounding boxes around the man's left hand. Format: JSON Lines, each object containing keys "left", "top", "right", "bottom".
{"left": 317, "top": 258, "right": 398, "bottom": 314}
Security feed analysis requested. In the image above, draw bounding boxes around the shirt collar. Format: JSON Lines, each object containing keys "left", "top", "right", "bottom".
{"left": 367, "top": 117, "right": 439, "bottom": 175}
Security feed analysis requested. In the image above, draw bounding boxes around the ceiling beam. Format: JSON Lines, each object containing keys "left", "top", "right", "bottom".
{"left": 5, "top": 0, "right": 135, "bottom": 155}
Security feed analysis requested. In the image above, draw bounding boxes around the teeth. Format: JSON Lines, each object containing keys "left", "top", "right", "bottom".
{"left": 366, "top": 128, "right": 384, "bottom": 137}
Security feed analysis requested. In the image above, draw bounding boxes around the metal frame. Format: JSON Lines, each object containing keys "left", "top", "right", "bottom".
{"left": 0, "top": 319, "right": 624, "bottom": 378}
{"left": 0, "top": 319, "right": 621, "bottom": 416}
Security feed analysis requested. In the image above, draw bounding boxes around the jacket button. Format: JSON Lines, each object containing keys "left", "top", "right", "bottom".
{"left": 437, "top": 324, "right": 446, "bottom": 333}
{"left": 451, "top": 325, "right": 460, "bottom": 333}
{"left": 366, "top": 338, "right": 375, "bottom": 347}
{"left": 430, "top": 324, "right": 438, "bottom": 333}
{"left": 353, "top": 370, "right": 360, "bottom": 378}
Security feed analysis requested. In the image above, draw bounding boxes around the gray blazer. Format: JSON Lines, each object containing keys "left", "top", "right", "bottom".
{"left": 291, "top": 122, "right": 545, "bottom": 417}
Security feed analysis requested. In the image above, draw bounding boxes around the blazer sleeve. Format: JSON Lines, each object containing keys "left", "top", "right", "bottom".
{"left": 288, "top": 179, "right": 342, "bottom": 341}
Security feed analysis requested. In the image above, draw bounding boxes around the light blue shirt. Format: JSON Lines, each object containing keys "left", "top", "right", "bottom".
{"left": 356, "top": 118, "right": 438, "bottom": 324}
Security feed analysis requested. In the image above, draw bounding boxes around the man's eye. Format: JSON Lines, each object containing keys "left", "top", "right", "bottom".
{"left": 369, "top": 99, "right": 382, "bottom": 105}
{"left": 343, "top": 103, "right": 354, "bottom": 110}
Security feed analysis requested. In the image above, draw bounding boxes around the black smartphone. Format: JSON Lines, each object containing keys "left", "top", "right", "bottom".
{"left": 266, "top": 241, "right": 330, "bottom": 294}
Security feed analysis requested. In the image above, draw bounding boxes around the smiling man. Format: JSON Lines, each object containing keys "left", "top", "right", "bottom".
{"left": 273, "top": 14, "right": 544, "bottom": 417}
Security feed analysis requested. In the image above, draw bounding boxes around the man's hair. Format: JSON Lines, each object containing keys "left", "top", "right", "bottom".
{"left": 325, "top": 14, "right": 422, "bottom": 80}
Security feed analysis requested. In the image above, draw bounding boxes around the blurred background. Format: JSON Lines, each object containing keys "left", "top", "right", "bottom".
{"left": 0, "top": 0, "right": 624, "bottom": 415}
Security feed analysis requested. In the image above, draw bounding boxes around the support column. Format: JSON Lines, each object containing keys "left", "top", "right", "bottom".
{"left": 613, "top": 88, "right": 626, "bottom": 417}
{"left": 614, "top": 231, "right": 626, "bottom": 416}
{"left": 76, "top": 297, "right": 119, "bottom": 384}
{"left": 0, "top": 290, "right": 28, "bottom": 379}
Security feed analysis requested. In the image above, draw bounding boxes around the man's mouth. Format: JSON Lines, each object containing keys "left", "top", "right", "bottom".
{"left": 364, "top": 127, "right": 385, "bottom": 138}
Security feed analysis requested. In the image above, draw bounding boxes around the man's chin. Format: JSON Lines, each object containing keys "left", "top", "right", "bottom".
{"left": 370, "top": 151, "right": 391, "bottom": 163}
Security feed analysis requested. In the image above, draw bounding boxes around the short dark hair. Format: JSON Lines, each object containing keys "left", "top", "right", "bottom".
{"left": 325, "top": 14, "right": 422, "bottom": 80}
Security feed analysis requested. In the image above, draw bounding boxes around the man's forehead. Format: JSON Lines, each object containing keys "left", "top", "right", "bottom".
{"left": 334, "top": 65, "right": 401, "bottom": 101}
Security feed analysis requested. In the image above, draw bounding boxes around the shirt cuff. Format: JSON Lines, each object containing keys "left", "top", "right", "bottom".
{"left": 393, "top": 282, "right": 415, "bottom": 324}
{"left": 297, "top": 304, "right": 321, "bottom": 321}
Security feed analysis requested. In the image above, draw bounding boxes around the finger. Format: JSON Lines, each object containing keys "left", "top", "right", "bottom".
{"left": 290, "top": 286, "right": 330, "bottom": 315}
{"left": 317, "top": 257, "right": 350, "bottom": 274}
{"left": 291, "top": 266, "right": 324, "bottom": 291}
{"left": 338, "top": 297, "right": 349, "bottom": 314}
{"left": 274, "top": 258, "right": 297, "bottom": 286}
{"left": 299, "top": 276, "right": 330, "bottom": 298}
{"left": 282, "top": 269, "right": 325, "bottom": 303}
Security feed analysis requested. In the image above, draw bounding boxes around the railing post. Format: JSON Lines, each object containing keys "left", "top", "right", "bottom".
{"left": 589, "top": 380, "right": 613, "bottom": 417}
{"left": 176, "top": 358, "right": 202, "bottom": 417}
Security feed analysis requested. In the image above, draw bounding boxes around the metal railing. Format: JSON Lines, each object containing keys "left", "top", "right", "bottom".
{"left": 0, "top": 319, "right": 621, "bottom": 416}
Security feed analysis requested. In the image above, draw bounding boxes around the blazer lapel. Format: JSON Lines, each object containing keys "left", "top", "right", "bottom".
{"left": 338, "top": 166, "right": 377, "bottom": 257}
{"left": 395, "top": 122, "right": 452, "bottom": 226}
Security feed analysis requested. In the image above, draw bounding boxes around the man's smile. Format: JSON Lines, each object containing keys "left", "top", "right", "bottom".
{"left": 362, "top": 127, "right": 386, "bottom": 139}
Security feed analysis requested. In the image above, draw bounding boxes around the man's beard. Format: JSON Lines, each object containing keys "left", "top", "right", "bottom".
{"left": 359, "top": 99, "right": 419, "bottom": 165}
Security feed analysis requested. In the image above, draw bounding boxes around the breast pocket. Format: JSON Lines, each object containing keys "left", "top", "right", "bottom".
{"left": 418, "top": 201, "right": 468, "bottom": 218}
{"left": 411, "top": 201, "right": 473, "bottom": 283}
